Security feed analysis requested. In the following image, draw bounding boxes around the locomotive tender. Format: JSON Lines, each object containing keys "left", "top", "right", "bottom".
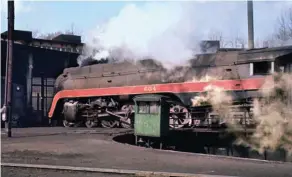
{"left": 48, "top": 46, "right": 292, "bottom": 130}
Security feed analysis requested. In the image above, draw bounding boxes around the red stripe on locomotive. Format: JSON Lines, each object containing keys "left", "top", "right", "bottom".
{"left": 48, "top": 77, "right": 267, "bottom": 118}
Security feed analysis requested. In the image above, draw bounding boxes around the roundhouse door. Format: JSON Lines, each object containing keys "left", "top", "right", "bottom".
{"left": 32, "top": 75, "right": 55, "bottom": 126}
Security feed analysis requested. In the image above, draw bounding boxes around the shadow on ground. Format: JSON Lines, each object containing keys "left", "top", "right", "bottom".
{"left": 113, "top": 131, "right": 291, "bottom": 163}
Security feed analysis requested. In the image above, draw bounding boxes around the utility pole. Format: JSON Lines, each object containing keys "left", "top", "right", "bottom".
{"left": 4, "top": 0, "right": 15, "bottom": 137}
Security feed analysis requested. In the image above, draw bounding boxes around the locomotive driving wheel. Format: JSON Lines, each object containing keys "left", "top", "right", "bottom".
{"left": 85, "top": 120, "right": 97, "bottom": 128}
{"left": 169, "top": 105, "right": 190, "bottom": 129}
{"left": 120, "top": 104, "right": 134, "bottom": 129}
{"left": 63, "top": 120, "right": 75, "bottom": 128}
{"left": 101, "top": 118, "right": 118, "bottom": 128}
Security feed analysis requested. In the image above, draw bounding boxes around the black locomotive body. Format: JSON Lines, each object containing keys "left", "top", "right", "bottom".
{"left": 49, "top": 47, "right": 292, "bottom": 129}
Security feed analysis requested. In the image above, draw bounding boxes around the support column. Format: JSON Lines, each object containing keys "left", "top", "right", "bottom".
{"left": 270, "top": 61, "right": 275, "bottom": 73}
{"left": 40, "top": 72, "right": 45, "bottom": 125}
{"left": 249, "top": 63, "right": 254, "bottom": 76}
{"left": 26, "top": 53, "right": 33, "bottom": 107}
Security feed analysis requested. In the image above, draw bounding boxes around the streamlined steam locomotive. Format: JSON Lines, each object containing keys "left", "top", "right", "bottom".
{"left": 48, "top": 46, "right": 292, "bottom": 129}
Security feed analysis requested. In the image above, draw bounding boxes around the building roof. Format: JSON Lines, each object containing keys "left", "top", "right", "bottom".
{"left": 52, "top": 34, "right": 81, "bottom": 44}
{"left": 237, "top": 45, "right": 292, "bottom": 63}
{"left": 1, "top": 30, "right": 32, "bottom": 43}
{"left": 1, "top": 29, "right": 83, "bottom": 45}
{"left": 189, "top": 45, "right": 292, "bottom": 67}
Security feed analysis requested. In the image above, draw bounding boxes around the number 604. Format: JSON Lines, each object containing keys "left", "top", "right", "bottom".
{"left": 144, "top": 86, "right": 156, "bottom": 92}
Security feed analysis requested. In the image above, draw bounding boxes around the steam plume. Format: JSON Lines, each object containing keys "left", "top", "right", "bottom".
{"left": 191, "top": 73, "right": 292, "bottom": 155}
{"left": 188, "top": 74, "right": 221, "bottom": 83}
{"left": 78, "top": 2, "right": 199, "bottom": 69}
{"left": 191, "top": 81, "right": 233, "bottom": 125}
{"left": 242, "top": 73, "right": 292, "bottom": 154}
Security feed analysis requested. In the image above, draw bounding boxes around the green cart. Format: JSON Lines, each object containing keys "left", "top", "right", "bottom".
{"left": 133, "top": 94, "right": 170, "bottom": 148}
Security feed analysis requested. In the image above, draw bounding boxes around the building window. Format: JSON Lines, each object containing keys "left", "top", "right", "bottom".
{"left": 149, "top": 102, "right": 159, "bottom": 114}
{"left": 138, "top": 102, "right": 148, "bottom": 114}
{"left": 137, "top": 102, "right": 159, "bottom": 114}
{"left": 250, "top": 61, "right": 274, "bottom": 76}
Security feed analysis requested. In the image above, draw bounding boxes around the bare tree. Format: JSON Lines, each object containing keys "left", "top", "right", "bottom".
{"left": 208, "top": 30, "right": 226, "bottom": 47}
{"left": 207, "top": 30, "right": 246, "bottom": 48}
{"left": 32, "top": 30, "right": 40, "bottom": 38}
{"left": 274, "top": 7, "right": 292, "bottom": 41}
{"left": 35, "top": 31, "right": 63, "bottom": 40}
{"left": 270, "top": 6, "right": 292, "bottom": 46}
{"left": 261, "top": 36, "right": 278, "bottom": 48}
{"left": 227, "top": 34, "right": 246, "bottom": 48}
{"left": 32, "top": 22, "right": 82, "bottom": 40}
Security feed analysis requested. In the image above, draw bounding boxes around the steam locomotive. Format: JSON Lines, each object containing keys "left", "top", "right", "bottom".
{"left": 48, "top": 46, "right": 292, "bottom": 130}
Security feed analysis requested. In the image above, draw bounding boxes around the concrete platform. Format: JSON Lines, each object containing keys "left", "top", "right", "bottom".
{"left": 1, "top": 128, "right": 292, "bottom": 177}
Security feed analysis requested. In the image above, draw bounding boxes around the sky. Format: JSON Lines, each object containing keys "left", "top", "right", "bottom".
{"left": 1, "top": 0, "right": 292, "bottom": 43}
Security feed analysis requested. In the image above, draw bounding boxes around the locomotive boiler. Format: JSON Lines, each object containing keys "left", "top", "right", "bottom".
{"left": 48, "top": 46, "right": 292, "bottom": 130}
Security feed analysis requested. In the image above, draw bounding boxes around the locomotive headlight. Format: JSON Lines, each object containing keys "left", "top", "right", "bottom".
{"left": 16, "top": 86, "right": 20, "bottom": 91}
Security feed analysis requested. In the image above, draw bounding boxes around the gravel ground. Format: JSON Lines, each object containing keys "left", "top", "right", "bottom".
{"left": 1, "top": 167, "right": 132, "bottom": 177}
{"left": 1, "top": 128, "right": 292, "bottom": 177}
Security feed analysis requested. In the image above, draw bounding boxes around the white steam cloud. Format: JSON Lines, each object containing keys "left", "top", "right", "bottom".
{"left": 191, "top": 73, "right": 292, "bottom": 155}
{"left": 78, "top": 2, "right": 199, "bottom": 68}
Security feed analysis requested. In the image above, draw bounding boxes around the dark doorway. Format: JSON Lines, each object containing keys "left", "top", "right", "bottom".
{"left": 31, "top": 75, "right": 55, "bottom": 126}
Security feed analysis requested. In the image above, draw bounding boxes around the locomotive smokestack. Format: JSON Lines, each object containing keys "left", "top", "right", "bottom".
{"left": 247, "top": 0, "right": 254, "bottom": 49}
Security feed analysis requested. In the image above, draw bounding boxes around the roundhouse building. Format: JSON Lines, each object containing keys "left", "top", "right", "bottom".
{"left": 1, "top": 30, "right": 83, "bottom": 127}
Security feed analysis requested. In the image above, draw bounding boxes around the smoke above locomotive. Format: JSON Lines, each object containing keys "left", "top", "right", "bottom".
{"left": 77, "top": 2, "right": 202, "bottom": 69}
